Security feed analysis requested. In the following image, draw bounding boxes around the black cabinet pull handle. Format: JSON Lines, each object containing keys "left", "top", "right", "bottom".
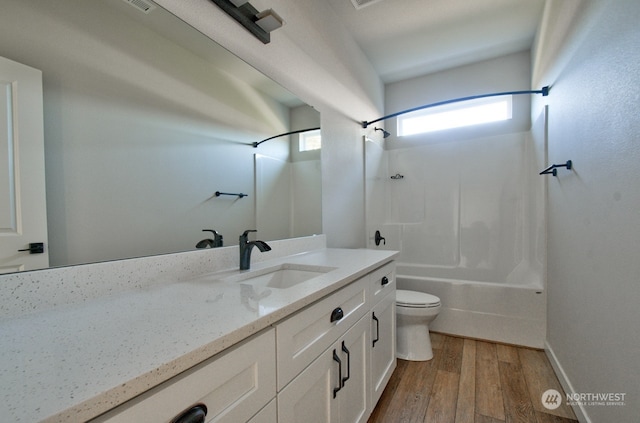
{"left": 341, "top": 341, "right": 350, "bottom": 387}
{"left": 171, "top": 404, "right": 207, "bottom": 423}
{"left": 332, "top": 349, "right": 342, "bottom": 398}
{"left": 372, "top": 312, "right": 380, "bottom": 347}
{"left": 330, "top": 307, "right": 344, "bottom": 322}
{"left": 381, "top": 276, "right": 389, "bottom": 286}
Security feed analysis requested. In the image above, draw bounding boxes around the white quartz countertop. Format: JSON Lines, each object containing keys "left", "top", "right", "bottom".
{"left": 0, "top": 248, "right": 397, "bottom": 422}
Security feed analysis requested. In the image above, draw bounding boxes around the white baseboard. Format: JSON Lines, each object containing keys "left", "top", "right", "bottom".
{"left": 430, "top": 307, "right": 545, "bottom": 348}
{"left": 544, "top": 341, "right": 590, "bottom": 423}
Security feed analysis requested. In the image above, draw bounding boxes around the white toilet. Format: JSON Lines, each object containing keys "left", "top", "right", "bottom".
{"left": 396, "top": 289, "right": 441, "bottom": 361}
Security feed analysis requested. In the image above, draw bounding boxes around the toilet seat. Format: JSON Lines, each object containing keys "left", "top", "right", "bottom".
{"left": 396, "top": 289, "right": 441, "bottom": 308}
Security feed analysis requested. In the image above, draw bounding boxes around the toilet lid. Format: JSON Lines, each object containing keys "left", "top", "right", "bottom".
{"left": 396, "top": 289, "right": 441, "bottom": 308}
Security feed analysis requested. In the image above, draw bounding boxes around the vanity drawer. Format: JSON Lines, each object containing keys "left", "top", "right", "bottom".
{"left": 275, "top": 275, "right": 368, "bottom": 391}
{"left": 369, "top": 261, "right": 396, "bottom": 305}
{"left": 91, "top": 328, "right": 276, "bottom": 423}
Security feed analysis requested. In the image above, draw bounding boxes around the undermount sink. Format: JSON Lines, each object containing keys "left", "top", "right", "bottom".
{"left": 222, "top": 263, "right": 336, "bottom": 290}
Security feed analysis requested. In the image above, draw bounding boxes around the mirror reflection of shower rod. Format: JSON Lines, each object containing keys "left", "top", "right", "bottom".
{"left": 253, "top": 127, "right": 320, "bottom": 148}
{"left": 361, "top": 86, "right": 550, "bottom": 128}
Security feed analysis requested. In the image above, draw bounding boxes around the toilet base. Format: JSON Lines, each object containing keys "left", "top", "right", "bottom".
{"left": 396, "top": 316, "right": 434, "bottom": 361}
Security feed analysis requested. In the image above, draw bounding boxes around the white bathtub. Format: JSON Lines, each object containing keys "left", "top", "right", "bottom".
{"left": 396, "top": 262, "right": 546, "bottom": 348}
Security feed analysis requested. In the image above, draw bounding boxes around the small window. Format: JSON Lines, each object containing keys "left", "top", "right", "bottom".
{"left": 299, "top": 129, "right": 322, "bottom": 151}
{"left": 397, "top": 95, "right": 513, "bottom": 137}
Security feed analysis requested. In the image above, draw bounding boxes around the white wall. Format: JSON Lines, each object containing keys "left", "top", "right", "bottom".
{"left": 155, "top": 0, "right": 383, "bottom": 122}
{"left": 321, "top": 109, "right": 367, "bottom": 248}
{"left": 532, "top": 1, "right": 640, "bottom": 421}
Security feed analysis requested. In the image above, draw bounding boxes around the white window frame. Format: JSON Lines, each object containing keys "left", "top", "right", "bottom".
{"left": 397, "top": 95, "right": 513, "bottom": 137}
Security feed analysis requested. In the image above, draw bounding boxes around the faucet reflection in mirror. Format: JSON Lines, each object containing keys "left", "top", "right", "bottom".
{"left": 195, "top": 230, "right": 224, "bottom": 249}
{"left": 239, "top": 230, "right": 272, "bottom": 270}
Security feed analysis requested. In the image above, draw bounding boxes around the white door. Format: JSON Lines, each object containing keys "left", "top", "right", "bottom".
{"left": 0, "top": 56, "right": 48, "bottom": 273}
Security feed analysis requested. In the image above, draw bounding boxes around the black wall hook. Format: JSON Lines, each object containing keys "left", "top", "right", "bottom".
{"left": 540, "top": 160, "right": 572, "bottom": 176}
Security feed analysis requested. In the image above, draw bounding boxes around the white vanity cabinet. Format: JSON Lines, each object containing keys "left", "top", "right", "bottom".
{"left": 274, "top": 275, "right": 369, "bottom": 391}
{"left": 369, "top": 262, "right": 397, "bottom": 406}
{"left": 276, "top": 261, "right": 396, "bottom": 423}
{"left": 90, "top": 259, "right": 396, "bottom": 423}
{"left": 277, "top": 315, "right": 370, "bottom": 423}
{"left": 91, "top": 328, "right": 276, "bottom": 423}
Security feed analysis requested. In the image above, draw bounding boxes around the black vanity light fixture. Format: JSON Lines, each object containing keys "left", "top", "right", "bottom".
{"left": 210, "top": 0, "right": 284, "bottom": 44}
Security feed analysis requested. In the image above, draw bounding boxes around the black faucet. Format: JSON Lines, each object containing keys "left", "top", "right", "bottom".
{"left": 239, "top": 230, "right": 271, "bottom": 270}
{"left": 195, "top": 229, "right": 223, "bottom": 248}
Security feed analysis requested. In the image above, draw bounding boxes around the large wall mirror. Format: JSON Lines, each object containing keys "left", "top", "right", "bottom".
{"left": 0, "top": 0, "right": 321, "bottom": 272}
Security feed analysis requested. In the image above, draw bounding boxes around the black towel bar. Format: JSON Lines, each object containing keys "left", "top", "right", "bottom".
{"left": 215, "top": 191, "right": 247, "bottom": 198}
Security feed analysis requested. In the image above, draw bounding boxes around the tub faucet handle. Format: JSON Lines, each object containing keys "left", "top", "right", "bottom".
{"left": 375, "top": 230, "right": 386, "bottom": 246}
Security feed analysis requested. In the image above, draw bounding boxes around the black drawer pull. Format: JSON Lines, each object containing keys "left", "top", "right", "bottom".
{"left": 330, "top": 307, "right": 344, "bottom": 322}
{"left": 372, "top": 312, "right": 380, "bottom": 347}
{"left": 333, "top": 349, "right": 342, "bottom": 398}
{"left": 381, "top": 276, "right": 389, "bottom": 286}
{"left": 341, "top": 341, "right": 350, "bottom": 387}
{"left": 171, "top": 404, "right": 207, "bottom": 423}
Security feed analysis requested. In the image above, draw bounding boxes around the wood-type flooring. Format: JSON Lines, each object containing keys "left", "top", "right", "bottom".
{"left": 368, "top": 333, "right": 578, "bottom": 423}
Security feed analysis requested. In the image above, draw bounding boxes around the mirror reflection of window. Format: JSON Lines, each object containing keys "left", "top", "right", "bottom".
{"left": 299, "top": 129, "right": 322, "bottom": 152}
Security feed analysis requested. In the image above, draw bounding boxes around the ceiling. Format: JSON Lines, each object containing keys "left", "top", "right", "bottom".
{"left": 326, "top": 0, "right": 547, "bottom": 83}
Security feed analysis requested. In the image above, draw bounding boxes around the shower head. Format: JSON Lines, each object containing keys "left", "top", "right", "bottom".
{"left": 374, "top": 127, "right": 391, "bottom": 138}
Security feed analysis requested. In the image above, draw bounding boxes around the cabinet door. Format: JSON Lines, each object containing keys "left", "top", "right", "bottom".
{"left": 370, "top": 291, "right": 396, "bottom": 406}
{"left": 337, "top": 315, "right": 370, "bottom": 423}
{"left": 278, "top": 316, "right": 370, "bottom": 423}
{"left": 276, "top": 276, "right": 368, "bottom": 390}
{"left": 92, "top": 329, "right": 276, "bottom": 423}
{"left": 277, "top": 343, "right": 340, "bottom": 423}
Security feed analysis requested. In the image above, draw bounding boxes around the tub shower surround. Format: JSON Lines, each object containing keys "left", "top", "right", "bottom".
{"left": 366, "top": 126, "right": 546, "bottom": 347}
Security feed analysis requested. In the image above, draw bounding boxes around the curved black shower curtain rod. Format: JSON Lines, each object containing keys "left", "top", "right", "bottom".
{"left": 253, "top": 127, "right": 321, "bottom": 148}
{"left": 361, "top": 86, "right": 549, "bottom": 129}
